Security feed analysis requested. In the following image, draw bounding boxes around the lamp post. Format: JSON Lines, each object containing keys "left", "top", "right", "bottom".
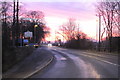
{"left": 34, "top": 25, "right": 38, "bottom": 43}
{"left": 98, "top": 14, "right": 101, "bottom": 51}
{"left": 96, "top": 13, "right": 101, "bottom": 51}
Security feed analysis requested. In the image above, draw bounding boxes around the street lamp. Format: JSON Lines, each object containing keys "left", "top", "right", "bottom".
{"left": 96, "top": 13, "right": 101, "bottom": 51}
{"left": 34, "top": 25, "right": 38, "bottom": 43}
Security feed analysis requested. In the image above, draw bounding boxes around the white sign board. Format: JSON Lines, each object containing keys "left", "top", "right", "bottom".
{"left": 24, "top": 31, "right": 33, "bottom": 38}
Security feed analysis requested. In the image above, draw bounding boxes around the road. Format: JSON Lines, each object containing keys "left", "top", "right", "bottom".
{"left": 30, "top": 46, "right": 119, "bottom": 78}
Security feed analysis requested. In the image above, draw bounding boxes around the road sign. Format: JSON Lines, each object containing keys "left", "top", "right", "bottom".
{"left": 24, "top": 31, "right": 33, "bottom": 38}
{"left": 23, "top": 39, "right": 29, "bottom": 43}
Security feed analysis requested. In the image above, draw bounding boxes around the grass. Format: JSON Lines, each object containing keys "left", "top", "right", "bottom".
{"left": 85, "top": 49, "right": 119, "bottom": 55}
{"left": 2, "top": 46, "right": 35, "bottom": 73}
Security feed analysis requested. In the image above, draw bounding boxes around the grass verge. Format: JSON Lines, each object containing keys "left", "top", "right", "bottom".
{"left": 2, "top": 46, "right": 35, "bottom": 73}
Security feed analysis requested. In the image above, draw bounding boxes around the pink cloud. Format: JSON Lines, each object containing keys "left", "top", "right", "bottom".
{"left": 23, "top": 2, "right": 97, "bottom": 40}
{"left": 24, "top": 2, "right": 96, "bottom": 20}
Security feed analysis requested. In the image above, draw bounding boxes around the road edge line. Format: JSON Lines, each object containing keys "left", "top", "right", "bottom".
{"left": 24, "top": 55, "right": 54, "bottom": 78}
{"left": 79, "top": 53, "right": 120, "bottom": 66}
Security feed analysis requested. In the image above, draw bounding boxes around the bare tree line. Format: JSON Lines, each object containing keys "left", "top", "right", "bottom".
{"left": 56, "top": 18, "right": 93, "bottom": 49}
{"left": 96, "top": 0, "right": 120, "bottom": 52}
{"left": 56, "top": 1, "right": 120, "bottom": 52}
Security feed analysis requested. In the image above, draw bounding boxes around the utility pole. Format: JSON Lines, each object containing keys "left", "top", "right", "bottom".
{"left": 34, "top": 25, "right": 38, "bottom": 43}
{"left": 96, "top": 19, "right": 98, "bottom": 50}
{"left": 16, "top": 0, "right": 19, "bottom": 46}
{"left": 98, "top": 14, "right": 101, "bottom": 51}
{"left": 55, "top": 30, "right": 56, "bottom": 42}
{"left": 118, "top": 2, "right": 120, "bottom": 53}
{"left": 12, "top": 0, "right": 16, "bottom": 46}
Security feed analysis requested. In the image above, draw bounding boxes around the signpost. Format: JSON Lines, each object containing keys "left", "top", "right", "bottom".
{"left": 24, "top": 31, "right": 33, "bottom": 45}
{"left": 24, "top": 31, "right": 33, "bottom": 38}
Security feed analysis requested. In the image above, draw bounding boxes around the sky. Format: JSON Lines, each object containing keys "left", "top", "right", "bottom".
{"left": 21, "top": 0, "right": 99, "bottom": 41}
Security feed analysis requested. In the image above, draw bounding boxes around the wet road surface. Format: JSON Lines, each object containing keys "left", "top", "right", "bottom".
{"left": 30, "top": 46, "right": 119, "bottom": 78}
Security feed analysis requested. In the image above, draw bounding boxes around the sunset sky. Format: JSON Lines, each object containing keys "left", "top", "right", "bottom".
{"left": 19, "top": 0, "right": 100, "bottom": 41}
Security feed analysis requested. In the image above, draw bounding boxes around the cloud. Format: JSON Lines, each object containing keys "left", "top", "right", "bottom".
{"left": 24, "top": 2, "right": 96, "bottom": 20}
{"left": 6, "top": 0, "right": 96, "bottom": 2}
{"left": 23, "top": 2, "right": 97, "bottom": 39}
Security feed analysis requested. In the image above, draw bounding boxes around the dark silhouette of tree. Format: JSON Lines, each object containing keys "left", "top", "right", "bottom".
{"left": 26, "top": 10, "right": 44, "bottom": 23}
{"left": 96, "top": 1, "right": 120, "bottom": 52}
{"left": 0, "top": 1, "right": 12, "bottom": 50}
{"left": 20, "top": 10, "right": 46, "bottom": 43}
{"left": 59, "top": 18, "right": 94, "bottom": 49}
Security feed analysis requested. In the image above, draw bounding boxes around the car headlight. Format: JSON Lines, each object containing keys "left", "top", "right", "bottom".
{"left": 25, "top": 45, "right": 29, "bottom": 46}
{"left": 34, "top": 45, "right": 38, "bottom": 46}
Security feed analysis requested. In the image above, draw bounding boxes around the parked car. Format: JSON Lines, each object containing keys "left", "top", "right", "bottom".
{"left": 26, "top": 43, "right": 39, "bottom": 48}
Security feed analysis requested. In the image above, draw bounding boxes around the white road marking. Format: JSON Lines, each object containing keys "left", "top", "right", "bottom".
{"left": 82, "top": 52, "right": 118, "bottom": 59}
{"left": 79, "top": 53, "right": 119, "bottom": 66}
{"left": 53, "top": 49, "right": 119, "bottom": 66}
{"left": 60, "top": 57, "right": 67, "bottom": 61}
{"left": 54, "top": 50, "right": 101, "bottom": 78}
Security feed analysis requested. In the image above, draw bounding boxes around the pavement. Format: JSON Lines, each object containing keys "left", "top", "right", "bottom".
{"left": 2, "top": 46, "right": 54, "bottom": 78}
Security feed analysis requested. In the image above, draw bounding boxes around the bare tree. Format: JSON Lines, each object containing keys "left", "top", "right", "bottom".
{"left": 26, "top": 10, "right": 44, "bottom": 23}
{"left": 59, "top": 18, "right": 79, "bottom": 41}
{"left": 96, "top": 1, "right": 120, "bottom": 52}
{"left": 0, "top": 1, "right": 13, "bottom": 48}
{"left": 59, "top": 18, "right": 93, "bottom": 49}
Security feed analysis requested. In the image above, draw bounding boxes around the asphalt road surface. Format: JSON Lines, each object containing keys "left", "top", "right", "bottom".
{"left": 30, "top": 46, "right": 119, "bottom": 78}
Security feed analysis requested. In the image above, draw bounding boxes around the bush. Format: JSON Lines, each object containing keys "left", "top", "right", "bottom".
{"left": 65, "top": 38, "right": 94, "bottom": 50}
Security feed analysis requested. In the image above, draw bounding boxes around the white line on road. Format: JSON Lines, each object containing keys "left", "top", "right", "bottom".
{"left": 52, "top": 49, "right": 101, "bottom": 78}
{"left": 24, "top": 56, "right": 54, "bottom": 78}
{"left": 79, "top": 53, "right": 119, "bottom": 66}
{"left": 82, "top": 52, "right": 118, "bottom": 59}
{"left": 52, "top": 49, "right": 119, "bottom": 67}
{"left": 60, "top": 57, "right": 67, "bottom": 61}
